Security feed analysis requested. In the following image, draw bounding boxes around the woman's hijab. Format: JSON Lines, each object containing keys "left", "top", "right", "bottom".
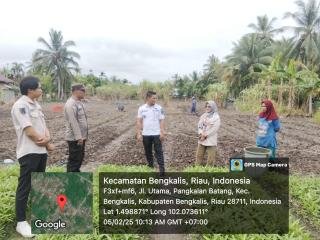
{"left": 206, "top": 101, "right": 218, "bottom": 117}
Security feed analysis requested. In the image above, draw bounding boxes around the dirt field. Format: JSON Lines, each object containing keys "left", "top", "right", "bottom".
{"left": 0, "top": 98, "right": 319, "bottom": 174}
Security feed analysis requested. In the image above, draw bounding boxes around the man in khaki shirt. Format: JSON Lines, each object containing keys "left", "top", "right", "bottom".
{"left": 11, "top": 76, "right": 53, "bottom": 238}
{"left": 64, "top": 84, "right": 88, "bottom": 172}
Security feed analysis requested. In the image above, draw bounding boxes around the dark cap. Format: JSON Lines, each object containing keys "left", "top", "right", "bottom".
{"left": 71, "top": 84, "right": 85, "bottom": 92}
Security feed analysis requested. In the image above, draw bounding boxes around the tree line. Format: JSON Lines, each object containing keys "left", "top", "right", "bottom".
{"left": 1, "top": 0, "right": 320, "bottom": 115}
{"left": 173, "top": 0, "right": 320, "bottom": 115}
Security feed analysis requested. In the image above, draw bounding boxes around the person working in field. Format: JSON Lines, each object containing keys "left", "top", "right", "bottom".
{"left": 191, "top": 96, "right": 197, "bottom": 114}
{"left": 256, "top": 99, "right": 281, "bottom": 159}
{"left": 11, "top": 76, "right": 54, "bottom": 238}
{"left": 64, "top": 84, "right": 88, "bottom": 172}
{"left": 196, "top": 101, "right": 221, "bottom": 166}
{"left": 136, "top": 91, "right": 165, "bottom": 176}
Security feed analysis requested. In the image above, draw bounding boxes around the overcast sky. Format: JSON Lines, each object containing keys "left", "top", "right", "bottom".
{"left": 0, "top": 0, "right": 297, "bottom": 83}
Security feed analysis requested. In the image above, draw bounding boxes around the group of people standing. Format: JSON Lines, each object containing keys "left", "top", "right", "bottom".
{"left": 11, "top": 76, "right": 89, "bottom": 237}
{"left": 10, "top": 76, "right": 281, "bottom": 238}
{"left": 191, "top": 97, "right": 281, "bottom": 166}
{"left": 135, "top": 93, "right": 281, "bottom": 174}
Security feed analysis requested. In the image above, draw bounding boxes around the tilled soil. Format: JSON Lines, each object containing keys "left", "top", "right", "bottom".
{"left": 0, "top": 99, "right": 319, "bottom": 174}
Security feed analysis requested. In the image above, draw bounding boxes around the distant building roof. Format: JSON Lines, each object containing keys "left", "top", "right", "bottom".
{"left": 0, "top": 75, "right": 14, "bottom": 84}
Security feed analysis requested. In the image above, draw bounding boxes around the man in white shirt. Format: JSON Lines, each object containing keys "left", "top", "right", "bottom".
{"left": 136, "top": 91, "right": 165, "bottom": 176}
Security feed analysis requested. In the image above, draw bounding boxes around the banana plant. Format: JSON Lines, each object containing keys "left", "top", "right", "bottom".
{"left": 284, "top": 60, "right": 300, "bottom": 109}
{"left": 297, "top": 68, "right": 320, "bottom": 115}
{"left": 259, "top": 54, "right": 286, "bottom": 102}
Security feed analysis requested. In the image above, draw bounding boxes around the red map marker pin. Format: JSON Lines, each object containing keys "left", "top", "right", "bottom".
{"left": 56, "top": 194, "right": 67, "bottom": 212}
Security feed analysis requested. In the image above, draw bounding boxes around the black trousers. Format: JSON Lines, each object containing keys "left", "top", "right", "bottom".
{"left": 67, "top": 140, "right": 86, "bottom": 172}
{"left": 142, "top": 135, "right": 165, "bottom": 174}
{"left": 16, "top": 153, "right": 47, "bottom": 222}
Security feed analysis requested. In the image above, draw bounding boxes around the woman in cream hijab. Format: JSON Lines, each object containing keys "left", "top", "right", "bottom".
{"left": 196, "top": 101, "right": 221, "bottom": 166}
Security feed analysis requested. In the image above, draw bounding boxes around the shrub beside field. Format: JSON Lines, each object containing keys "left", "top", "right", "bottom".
{"left": 0, "top": 165, "right": 318, "bottom": 239}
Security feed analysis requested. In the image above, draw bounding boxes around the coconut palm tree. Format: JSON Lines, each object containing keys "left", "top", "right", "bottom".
{"left": 221, "top": 64, "right": 241, "bottom": 97}
{"left": 10, "top": 62, "right": 25, "bottom": 82}
{"left": 248, "top": 15, "right": 282, "bottom": 44}
{"left": 310, "top": 34, "right": 320, "bottom": 74}
{"left": 0, "top": 65, "right": 11, "bottom": 78}
{"left": 227, "top": 34, "right": 273, "bottom": 71}
{"left": 32, "top": 29, "right": 80, "bottom": 99}
{"left": 226, "top": 33, "right": 273, "bottom": 93}
{"left": 203, "top": 54, "right": 219, "bottom": 72}
{"left": 283, "top": 0, "right": 320, "bottom": 67}
{"left": 193, "top": 55, "right": 222, "bottom": 96}
{"left": 271, "top": 37, "right": 296, "bottom": 63}
{"left": 202, "top": 54, "right": 221, "bottom": 84}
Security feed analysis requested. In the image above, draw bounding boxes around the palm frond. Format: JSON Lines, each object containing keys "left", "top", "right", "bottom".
{"left": 37, "top": 37, "right": 53, "bottom": 51}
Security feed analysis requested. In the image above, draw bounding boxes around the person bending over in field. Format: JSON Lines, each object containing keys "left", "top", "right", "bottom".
{"left": 196, "top": 101, "right": 221, "bottom": 166}
{"left": 256, "top": 100, "right": 281, "bottom": 159}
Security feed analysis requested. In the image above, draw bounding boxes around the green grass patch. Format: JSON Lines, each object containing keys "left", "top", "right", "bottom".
{"left": 0, "top": 165, "right": 19, "bottom": 239}
{"left": 37, "top": 164, "right": 148, "bottom": 240}
{"left": 0, "top": 164, "right": 317, "bottom": 239}
{"left": 200, "top": 216, "right": 311, "bottom": 240}
{"left": 2, "top": 164, "right": 145, "bottom": 240}
{"left": 185, "top": 166, "right": 312, "bottom": 239}
{"left": 312, "top": 111, "right": 320, "bottom": 124}
{"left": 290, "top": 175, "right": 320, "bottom": 227}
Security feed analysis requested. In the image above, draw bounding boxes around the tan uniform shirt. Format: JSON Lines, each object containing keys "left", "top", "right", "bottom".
{"left": 11, "top": 95, "right": 47, "bottom": 159}
{"left": 64, "top": 97, "right": 88, "bottom": 141}
{"left": 198, "top": 112, "right": 221, "bottom": 146}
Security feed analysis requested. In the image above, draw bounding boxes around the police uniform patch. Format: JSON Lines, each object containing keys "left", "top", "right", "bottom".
{"left": 19, "top": 108, "right": 26, "bottom": 114}
{"left": 161, "top": 109, "right": 165, "bottom": 115}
